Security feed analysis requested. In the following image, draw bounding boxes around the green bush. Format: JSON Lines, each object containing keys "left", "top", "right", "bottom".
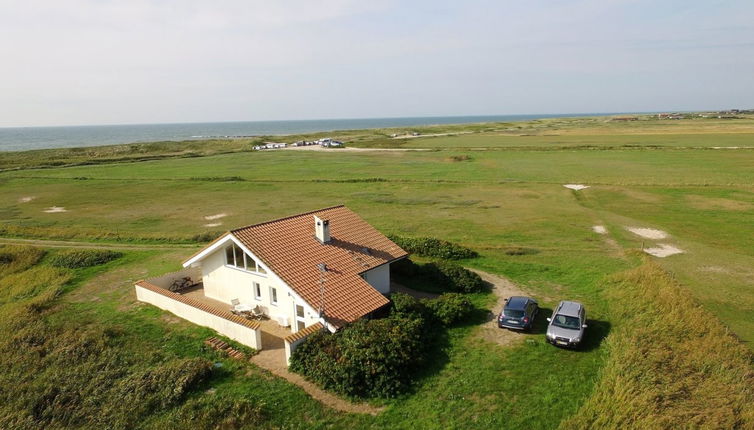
{"left": 424, "top": 293, "right": 473, "bottom": 325}
{"left": 389, "top": 235, "right": 478, "bottom": 260}
{"left": 392, "top": 292, "right": 473, "bottom": 326}
{"left": 393, "top": 259, "right": 485, "bottom": 293}
{"left": 427, "top": 261, "right": 485, "bottom": 293}
{"left": 289, "top": 316, "right": 424, "bottom": 398}
{"left": 390, "top": 292, "right": 431, "bottom": 322}
{"left": 49, "top": 249, "right": 122, "bottom": 269}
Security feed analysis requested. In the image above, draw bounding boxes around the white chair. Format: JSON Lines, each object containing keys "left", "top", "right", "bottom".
{"left": 230, "top": 298, "right": 240, "bottom": 314}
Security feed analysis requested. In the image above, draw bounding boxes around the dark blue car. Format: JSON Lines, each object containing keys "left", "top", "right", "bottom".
{"left": 498, "top": 296, "right": 539, "bottom": 331}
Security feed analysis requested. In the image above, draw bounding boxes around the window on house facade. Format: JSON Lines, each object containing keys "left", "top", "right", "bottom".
{"left": 233, "top": 245, "right": 245, "bottom": 269}
{"left": 224, "top": 243, "right": 267, "bottom": 275}
{"left": 225, "top": 245, "right": 234, "bottom": 266}
{"left": 270, "top": 287, "right": 278, "bottom": 305}
{"left": 254, "top": 282, "right": 262, "bottom": 300}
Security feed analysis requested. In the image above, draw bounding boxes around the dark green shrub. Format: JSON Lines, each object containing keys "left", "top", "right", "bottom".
{"left": 391, "top": 292, "right": 432, "bottom": 323}
{"left": 49, "top": 249, "right": 122, "bottom": 269}
{"left": 392, "top": 292, "right": 473, "bottom": 327}
{"left": 0, "top": 253, "right": 13, "bottom": 264}
{"left": 389, "top": 235, "right": 478, "bottom": 260}
{"left": 192, "top": 231, "right": 223, "bottom": 243}
{"left": 427, "top": 261, "right": 485, "bottom": 293}
{"left": 425, "top": 293, "right": 473, "bottom": 325}
{"left": 394, "top": 259, "right": 485, "bottom": 293}
{"left": 289, "top": 316, "right": 424, "bottom": 398}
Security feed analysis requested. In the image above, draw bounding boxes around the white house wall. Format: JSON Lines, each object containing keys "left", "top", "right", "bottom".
{"left": 200, "top": 245, "right": 322, "bottom": 332}
{"left": 363, "top": 263, "right": 391, "bottom": 294}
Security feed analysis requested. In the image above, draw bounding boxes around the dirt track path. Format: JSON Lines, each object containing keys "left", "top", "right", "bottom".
{"left": 250, "top": 338, "right": 385, "bottom": 416}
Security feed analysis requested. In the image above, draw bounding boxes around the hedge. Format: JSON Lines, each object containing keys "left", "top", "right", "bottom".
{"left": 392, "top": 259, "right": 485, "bottom": 293}
{"left": 388, "top": 235, "right": 478, "bottom": 260}
{"left": 392, "top": 292, "right": 473, "bottom": 326}
{"left": 289, "top": 316, "right": 424, "bottom": 398}
{"left": 49, "top": 249, "right": 123, "bottom": 269}
{"left": 424, "top": 293, "right": 473, "bottom": 325}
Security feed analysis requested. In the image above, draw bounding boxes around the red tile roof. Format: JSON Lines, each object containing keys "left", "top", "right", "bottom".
{"left": 231, "top": 205, "right": 407, "bottom": 328}
{"left": 284, "top": 322, "right": 324, "bottom": 343}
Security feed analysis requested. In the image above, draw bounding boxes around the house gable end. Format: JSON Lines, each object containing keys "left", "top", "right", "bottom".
{"left": 185, "top": 232, "right": 325, "bottom": 329}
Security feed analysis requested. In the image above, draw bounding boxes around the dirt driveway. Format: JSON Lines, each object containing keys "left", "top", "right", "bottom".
{"left": 470, "top": 269, "right": 539, "bottom": 347}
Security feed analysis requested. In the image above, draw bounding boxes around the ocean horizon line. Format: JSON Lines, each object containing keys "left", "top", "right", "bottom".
{"left": 0, "top": 111, "right": 667, "bottom": 130}
{"left": 0, "top": 111, "right": 665, "bottom": 152}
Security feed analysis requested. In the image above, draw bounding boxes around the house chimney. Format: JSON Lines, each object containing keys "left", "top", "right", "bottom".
{"left": 314, "top": 215, "right": 331, "bottom": 243}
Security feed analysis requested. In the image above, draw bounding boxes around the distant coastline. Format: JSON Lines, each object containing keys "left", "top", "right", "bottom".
{"left": 0, "top": 113, "right": 636, "bottom": 152}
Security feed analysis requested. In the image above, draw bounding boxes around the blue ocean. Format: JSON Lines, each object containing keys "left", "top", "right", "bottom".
{"left": 0, "top": 113, "right": 614, "bottom": 152}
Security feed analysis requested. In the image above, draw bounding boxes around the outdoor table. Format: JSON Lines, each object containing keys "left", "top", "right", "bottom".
{"left": 234, "top": 303, "right": 253, "bottom": 313}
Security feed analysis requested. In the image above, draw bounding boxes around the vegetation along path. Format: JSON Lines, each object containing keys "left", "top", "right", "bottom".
{"left": 0, "top": 237, "right": 199, "bottom": 251}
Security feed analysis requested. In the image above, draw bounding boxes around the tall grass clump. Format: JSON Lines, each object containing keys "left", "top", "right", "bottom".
{"left": 0, "top": 245, "right": 46, "bottom": 277}
{"left": 560, "top": 260, "right": 754, "bottom": 429}
{"left": 49, "top": 249, "right": 122, "bottom": 269}
{"left": 0, "top": 246, "right": 269, "bottom": 429}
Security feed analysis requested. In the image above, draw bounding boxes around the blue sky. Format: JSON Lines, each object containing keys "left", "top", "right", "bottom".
{"left": 1, "top": 0, "right": 752, "bottom": 126}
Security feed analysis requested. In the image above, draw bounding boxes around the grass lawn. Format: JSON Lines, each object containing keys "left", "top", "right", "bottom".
{"left": 1, "top": 114, "right": 752, "bottom": 428}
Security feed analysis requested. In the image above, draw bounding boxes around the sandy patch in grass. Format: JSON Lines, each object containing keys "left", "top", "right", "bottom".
{"left": 626, "top": 227, "right": 668, "bottom": 239}
{"left": 685, "top": 195, "right": 753, "bottom": 211}
{"left": 204, "top": 213, "right": 227, "bottom": 220}
{"left": 698, "top": 266, "right": 730, "bottom": 274}
{"left": 592, "top": 225, "right": 607, "bottom": 234}
{"left": 473, "top": 269, "right": 538, "bottom": 348}
{"left": 19, "top": 196, "right": 35, "bottom": 203}
{"left": 643, "top": 244, "right": 684, "bottom": 258}
{"left": 563, "top": 184, "right": 590, "bottom": 191}
{"left": 43, "top": 206, "right": 67, "bottom": 213}
{"left": 203, "top": 223, "right": 222, "bottom": 227}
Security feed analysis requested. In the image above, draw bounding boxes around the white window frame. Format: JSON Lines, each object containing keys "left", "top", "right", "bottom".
{"left": 254, "top": 282, "right": 262, "bottom": 301}
{"left": 223, "top": 244, "right": 267, "bottom": 277}
{"left": 269, "top": 286, "right": 278, "bottom": 306}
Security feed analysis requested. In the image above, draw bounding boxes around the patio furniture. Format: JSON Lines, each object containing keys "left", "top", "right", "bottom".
{"left": 250, "top": 305, "right": 265, "bottom": 320}
{"left": 234, "top": 303, "right": 253, "bottom": 314}
{"left": 230, "top": 298, "right": 241, "bottom": 315}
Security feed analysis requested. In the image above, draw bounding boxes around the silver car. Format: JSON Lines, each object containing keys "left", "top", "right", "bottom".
{"left": 546, "top": 301, "right": 587, "bottom": 348}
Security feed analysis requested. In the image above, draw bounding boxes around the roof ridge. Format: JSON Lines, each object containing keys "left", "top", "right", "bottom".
{"left": 231, "top": 204, "right": 345, "bottom": 232}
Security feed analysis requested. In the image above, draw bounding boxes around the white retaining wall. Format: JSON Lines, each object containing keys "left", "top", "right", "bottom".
{"left": 135, "top": 284, "right": 262, "bottom": 350}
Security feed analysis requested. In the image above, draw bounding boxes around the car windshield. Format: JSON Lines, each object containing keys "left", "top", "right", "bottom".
{"left": 552, "top": 314, "right": 580, "bottom": 329}
{"left": 504, "top": 309, "right": 525, "bottom": 318}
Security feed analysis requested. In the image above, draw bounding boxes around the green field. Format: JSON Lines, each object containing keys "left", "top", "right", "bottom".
{"left": 1, "top": 115, "right": 753, "bottom": 429}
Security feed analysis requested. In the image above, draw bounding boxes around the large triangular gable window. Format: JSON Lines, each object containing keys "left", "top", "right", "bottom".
{"left": 224, "top": 243, "right": 267, "bottom": 274}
